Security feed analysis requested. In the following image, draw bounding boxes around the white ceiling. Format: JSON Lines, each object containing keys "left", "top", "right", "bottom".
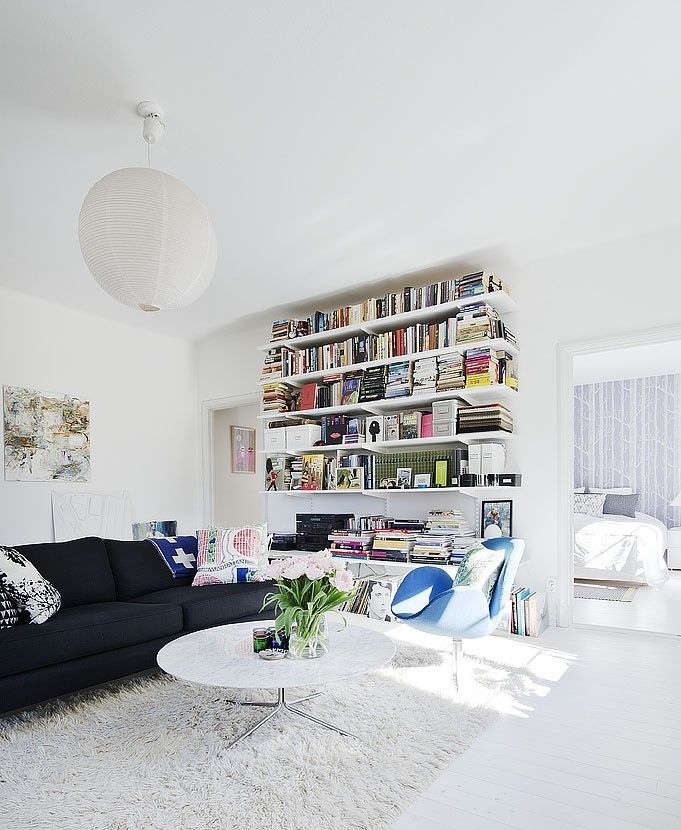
{"left": 2, "top": 1, "right": 681, "bottom": 340}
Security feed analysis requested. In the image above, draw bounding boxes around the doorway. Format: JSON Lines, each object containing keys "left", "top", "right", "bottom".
{"left": 202, "top": 394, "right": 265, "bottom": 528}
{"left": 558, "top": 328, "right": 681, "bottom": 635}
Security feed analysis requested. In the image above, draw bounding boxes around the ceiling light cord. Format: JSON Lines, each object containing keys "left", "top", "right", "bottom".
{"left": 147, "top": 140, "right": 151, "bottom": 169}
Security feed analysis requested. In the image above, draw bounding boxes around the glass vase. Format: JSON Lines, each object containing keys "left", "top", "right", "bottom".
{"left": 288, "top": 613, "right": 330, "bottom": 659}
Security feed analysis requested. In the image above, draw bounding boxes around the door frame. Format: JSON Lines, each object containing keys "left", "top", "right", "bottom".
{"left": 556, "top": 324, "right": 681, "bottom": 627}
{"left": 200, "top": 392, "right": 262, "bottom": 526}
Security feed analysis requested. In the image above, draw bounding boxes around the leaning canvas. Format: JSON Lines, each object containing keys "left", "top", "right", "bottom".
{"left": 3, "top": 386, "right": 90, "bottom": 482}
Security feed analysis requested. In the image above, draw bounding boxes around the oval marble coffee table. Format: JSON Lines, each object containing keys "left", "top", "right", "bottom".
{"left": 157, "top": 620, "right": 396, "bottom": 748}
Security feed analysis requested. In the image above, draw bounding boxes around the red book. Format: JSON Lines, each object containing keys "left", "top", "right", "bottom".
{"left": 299, "top": 383, "right": 318, "bottom": 411}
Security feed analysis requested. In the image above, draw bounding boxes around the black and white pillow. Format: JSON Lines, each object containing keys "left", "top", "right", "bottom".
{"left": 573, "top": 492, "right": 607, "bottom": 516}
{"left": 0, "top": 546, "right": 61, "bottom": 624}
{"left": 0, "top": 585, "right": 20, "bottom": 629}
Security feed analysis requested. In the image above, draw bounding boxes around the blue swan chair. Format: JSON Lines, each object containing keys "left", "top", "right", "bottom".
{"left": 391, "top": 537, "right": 525, "bottom": 689}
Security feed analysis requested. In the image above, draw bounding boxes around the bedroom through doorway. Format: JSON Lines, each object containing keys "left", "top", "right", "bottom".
{"left": 570, "top": 340, "right": 681, "bottom": 635}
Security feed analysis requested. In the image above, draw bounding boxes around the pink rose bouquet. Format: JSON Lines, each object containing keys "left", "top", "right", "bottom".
{"left": 261, "top": 550, "right": 356, "bottom": 657}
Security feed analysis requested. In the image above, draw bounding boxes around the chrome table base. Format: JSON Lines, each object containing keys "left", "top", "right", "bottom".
{"left": 224, "top": 688, "right": 356, "bottom": 749}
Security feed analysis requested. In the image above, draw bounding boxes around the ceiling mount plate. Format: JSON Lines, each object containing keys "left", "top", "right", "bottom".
{"left": 136, "top": 100, "right": 166, "bottom": 144}
{"left": 136, "top": 100, "right": 165, "bottom": 120}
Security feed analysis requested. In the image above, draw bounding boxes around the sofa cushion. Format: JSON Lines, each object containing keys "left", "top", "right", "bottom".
{"left": 105, "top": 539, "right": 194, "bottom": 600}
{"left": 132, "top": 582, "right": 273, "bottom": 630}
{"left": 15, "top": 537, "right": 116, "bottom": 608}
{"left": 0, "top": 546, "right": 62, "bottom": 623}
{"left": 0, "top": 601, "right": 183, "bottom": 678}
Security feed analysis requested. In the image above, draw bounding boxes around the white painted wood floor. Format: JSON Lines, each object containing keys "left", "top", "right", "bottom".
{"left": 573, "top": 572, "right": 681, "bottom": 636}
{"left": 388, "top": 624, "right": 681, "bottom": 830}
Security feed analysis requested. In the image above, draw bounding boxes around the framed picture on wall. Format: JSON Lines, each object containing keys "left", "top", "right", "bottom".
{"left": 480, "top": 500, "right": 513, "bottom": 539}
{"left": 231, "top": 426, "right": 256, "bottom": 474}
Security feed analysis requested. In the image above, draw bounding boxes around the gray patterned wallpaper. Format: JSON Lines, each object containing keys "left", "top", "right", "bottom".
{"left": 574, "top": 375, "right": 681, "bottom": 526}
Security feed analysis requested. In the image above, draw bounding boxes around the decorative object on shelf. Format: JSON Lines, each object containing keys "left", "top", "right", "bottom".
{"left": 335, "top": 466, "right": 364, "bottom": 490}
{"left": 413, "top": 473, "right": 431, "bottom": 489}
{"left": 132, "top": 520, "right": 177, "bottom": 541}
{"left": 3, "top": 385, "right": 90, "bottom": 482}
{"left": 78, "top": 101, "right": 216, "bottom": 312}
{"left": 434, "top": 458, "right": 449, "bottom": 487}
{"left": 231, "top": 426, "right": 256, "bottom": 474}
{"left": 481, "top": 500, "right": 513, "bottom": 538}
{"left": 396, "top": 467, "right": 413, "bottom": 489}
{"left": 262, "top": 552, "right": 356, "bottom": 659}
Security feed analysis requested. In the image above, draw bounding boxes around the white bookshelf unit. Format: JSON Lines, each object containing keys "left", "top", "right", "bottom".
{"left": 259, "top": 272, "right": 521, "bottom": 564}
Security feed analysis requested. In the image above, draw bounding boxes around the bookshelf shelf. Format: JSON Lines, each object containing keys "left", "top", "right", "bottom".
{"left": 260, "top": 337, "right": 519, "bottom": 388}
{"left": 258, "top": 290, "right": 516, "bottom": 352}
{"left": 268, "top": 551, "right": 461, "bottom": 574}
{"left": 258, "top": 432, "right": 516, "bottom": 457}
{"left": 258, "top": 383, "right": 518, "bottom": 421}
{"left": 260, "top": 486, "right": 520, "bottom": 497}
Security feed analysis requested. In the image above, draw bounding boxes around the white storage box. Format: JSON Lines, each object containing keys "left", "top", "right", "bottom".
{"left": 432, "top": 400, "right": 459, "bottom": 421}
{"left": 286, "top": 424, "right": 322, "bottom": 449}
{"left": 264, "top": 427, "right": 287, "bottom": 453}
{"left": 432, "top": 420, "right": 456, "bottom": 437}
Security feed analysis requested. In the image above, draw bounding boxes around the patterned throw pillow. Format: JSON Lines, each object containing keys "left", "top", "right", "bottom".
{"left": 0, "top": 546, "right": 61, "bottom": 624}
{"left": 573, "top": 492, "right": 606, "bottom": 516}
{"left": 0, "top": 585, "right": 20, "bottom": 628}
{"left": 192, "top": 525, "right": 269, "bottom": 585}
{"left": 453, "top": 542, "right": 505, "bottom": 602}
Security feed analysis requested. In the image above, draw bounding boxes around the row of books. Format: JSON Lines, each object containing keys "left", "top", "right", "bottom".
{"left": 262, "top": 310, "right": 515, "bottom": 380}
{"left": 329, "top": 512, "right": 478, "bottom": 565}
{"left": 510, "top": 587, "right": 547, "bottom": 637}
{"left": 267, "top": 272, "right": 509, "bottom": 341}
{"left": 264, "top": 349, "right": 518, "bottom": 413}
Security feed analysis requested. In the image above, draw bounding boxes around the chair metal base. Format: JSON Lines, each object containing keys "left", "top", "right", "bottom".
{"left": 224, "top": 688, "right": 357, "bottom": 749}
{"left": 452, "top": 638, "right": 463, "bottom": 692}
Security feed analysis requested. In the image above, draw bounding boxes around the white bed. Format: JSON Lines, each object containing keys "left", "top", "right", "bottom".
{"left": 573, "top": 511, "right": 669, "bottom": 588}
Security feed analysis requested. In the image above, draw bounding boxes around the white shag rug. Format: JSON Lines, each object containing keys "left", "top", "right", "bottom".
{"left": 0, "top": 641, "right": 495, "bottom": 830}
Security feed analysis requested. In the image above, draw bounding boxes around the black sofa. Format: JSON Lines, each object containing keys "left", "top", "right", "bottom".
{"left": 0, "top": 536, "right": 273, "bottom": 715}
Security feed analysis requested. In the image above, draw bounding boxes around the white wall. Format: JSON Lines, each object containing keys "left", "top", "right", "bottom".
{"left": 212, "top": 403, "right": 264, "bottom": 526}
{"left": 197, "top": 222, "right": 681, "bottom": 604}
{"left": 0, "top": 287, "right": 200, "bottom": 545}
{"left": 574, "top": 340, "right": 681, "bottom": 385}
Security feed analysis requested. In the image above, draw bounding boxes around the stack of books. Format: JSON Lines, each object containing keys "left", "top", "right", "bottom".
{"left": 261, "top": 347, "right": 288, "bottom": 380}
{"left": 464, "top": 347, "right": 502, "bottom": 387}
{"left": 436, "top": 353, "right": 465, "bottom": 392}
{"left": 359, "top": 365, "right": 387, "bottom": 402}
{"left": 412, "top": 356, "right": 438, "bottom": 395}
{"left": 425, "top": 509, "right": 473, "bottom": 536}
{"left": 449, "top": 537, "right": 481, "bottom": 564}
{"left": 455, "top": 303, "right": 505, "bottom": 344}
{"left": 457, "top": 403, "right": 513, "bottom": 434}
{"left": 385, "top": 361, "right": 412, "bottom": 398}
{"left": 262, "top": 381, "right": 293, "bottom": 412}
{"left": 370, "top": 530, "right": 418, "bottom": 562}
{"left": 455, "top": 272, "right": 508, "bottom": 300}
{"left": 411, "top": 534, "right": 453, "bottom": 564}
{"left": 328, "top": 530, "right": 375, "bottom": 559}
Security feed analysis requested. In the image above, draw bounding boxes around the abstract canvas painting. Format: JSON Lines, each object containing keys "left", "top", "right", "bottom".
{"left": 3, "top": 386, "right": 90, "bottom": 481}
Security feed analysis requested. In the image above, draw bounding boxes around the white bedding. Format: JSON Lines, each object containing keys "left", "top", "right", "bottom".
{"left": 573, "top": 511, "right": 669, "bottom": 588}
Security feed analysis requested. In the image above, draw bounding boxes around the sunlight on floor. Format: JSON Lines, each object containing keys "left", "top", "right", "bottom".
{"left": 370, "top": 619, "right": 578, "bottom": 719}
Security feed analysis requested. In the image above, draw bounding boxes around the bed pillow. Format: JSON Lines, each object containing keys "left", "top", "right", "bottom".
{"left": 573, "top": 487, "right": 586, "bottom": 494}
{"left": 603, "top": 493, "right": 639, "bottom": 518}
{"left": 0, "top": 546, "right": 61, "bottom": 624}
{"left": 193, "top": 524, "right": 269, "bottom": 585}
{"left": 573, "top": 492, "right": 606, "bottom": 516}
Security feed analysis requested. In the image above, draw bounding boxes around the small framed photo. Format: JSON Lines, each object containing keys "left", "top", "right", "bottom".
{"left": 379, "top": 477, "right": 398, "bottom": 489}
{"left": 231, "top": 426, "right": 256, "bottom": 473}
{"left": 481, "top": 500, "right": 513, "bottom": 539}
{"left": 336, "top": 466, "right": 364, "bottom": 490}
{"left": 413, "top": 473, "right": 431, "bottom": 489}
{"left": 396, "top": 467, "right": 412, "bottom": 489}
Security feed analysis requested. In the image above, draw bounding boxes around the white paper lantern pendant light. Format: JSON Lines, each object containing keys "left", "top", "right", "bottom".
{"left": 78, "top": 101, "right": 216, "bottom": 312}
